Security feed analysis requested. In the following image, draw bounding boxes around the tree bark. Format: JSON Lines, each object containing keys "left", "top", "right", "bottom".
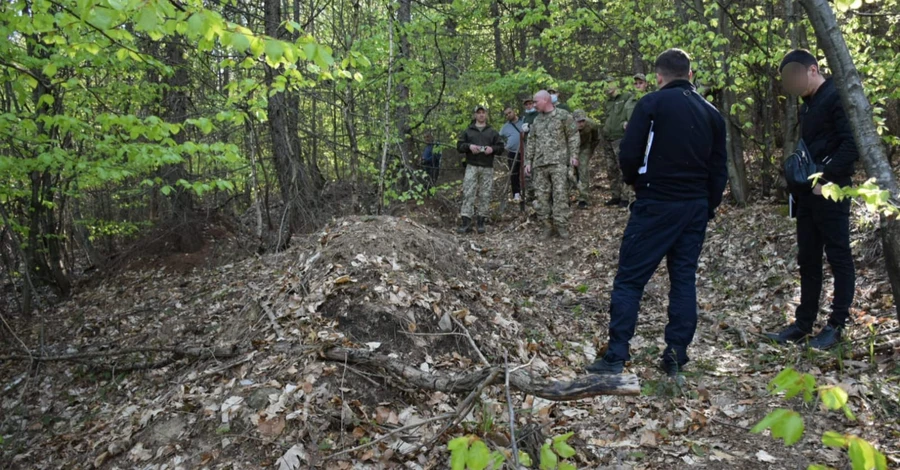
{"left": 718, "top": 1, "right": 749, "bottom": 205}
{"left": 798, "top": 0, "right": 900, "bottom": 323}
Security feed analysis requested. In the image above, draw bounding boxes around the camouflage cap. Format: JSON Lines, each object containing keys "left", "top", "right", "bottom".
{"left": 572, "top": 109, "right": 587, "bottom": 121}
{"left": 473, "top": 104, "right": 487, "bottom": 112}
{"left": 521, "top": 96, "right": 535, "bottom": 104}
{"left": 633, "top": 73, "right": 647, "bottom": 82}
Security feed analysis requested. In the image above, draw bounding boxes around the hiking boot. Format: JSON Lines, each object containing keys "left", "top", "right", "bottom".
{"left": 765, "top": 323, "right": 811, "bottom": 344}
{"left": 577, "top": 201, "right": 588, "bottom": 210}
{"left": 808, "top": 325, "right": 843, "bottom": 350}
{"left": 476, "top": 216, "right": 486, "bottom": 234}
{"left": 541, "top": 222, "right": 554, "bottom": 239}
{"left": 659, "top": 360, "right": 682, "bottom": 378}
{"left": 457, "top": 216, "right": 473, "bottom": 234}
{"left": 585, "top": 357, "right": 624, "bottom": 375}
{"left": 557, "top": 226, "right": 570, "bottom": 239}
{"left": 618, "top": 200, "right": 630, "bottom": 208}
{"left": 604, "top": 198, "right": 622, "bottom": 207}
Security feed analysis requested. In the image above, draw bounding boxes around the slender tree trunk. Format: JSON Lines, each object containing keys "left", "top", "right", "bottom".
{"left": 718, "top": 1, "right": 749, "bottom": 205}
{"left": 396, "top": 0, "right": 414, "bottom": 170}
{"left": 798, "top": 0, "right": 900, "bottom": 322}
{"left": 491, "top": 1, "right": 504, "bottom": 73}
{"left": 378, "top": 3, "right": 395, "bottom": 213}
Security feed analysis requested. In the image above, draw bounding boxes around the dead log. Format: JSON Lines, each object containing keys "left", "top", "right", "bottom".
{"left": 320, "top": 347, "right": 641, "bottom": 400}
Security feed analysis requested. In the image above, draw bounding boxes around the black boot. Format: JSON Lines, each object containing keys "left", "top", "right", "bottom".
{"left": 476, "top": 216, "right": 486, "bottom": 234}
{"left": 585, "top": 357, "right": 624, "bottom": 375}
{"left": 808, "top": 325, "right": 843, "bottom": 350}
{"left": 765, "top": 323, "right": 811, "bottom": 344}
{"left": 604, "top": 198, "right": 622, "bottom": 207}
{"left": 577, "top": 201, "right": 588, "bottom": 209}
{"left": 457, "top": 216, "right": 473, "bottom": 234}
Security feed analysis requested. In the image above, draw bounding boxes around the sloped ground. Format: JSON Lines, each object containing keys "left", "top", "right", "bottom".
{"left": 1, "top": 184, "right": 898, "bottom": 469}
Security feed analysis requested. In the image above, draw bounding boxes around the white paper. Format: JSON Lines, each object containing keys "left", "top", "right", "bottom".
{"left": 638, "top": 120, "right": 655, "bottom": 175}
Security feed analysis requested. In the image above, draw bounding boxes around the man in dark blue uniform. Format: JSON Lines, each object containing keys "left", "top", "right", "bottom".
{"left": 586, "top": 49, "right": 728, "bottom": 376}
{"left": 765, "top": 50, "right": 858, "bottom": 349}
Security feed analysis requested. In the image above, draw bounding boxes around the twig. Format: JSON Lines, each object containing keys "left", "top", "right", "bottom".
{"left": 325, "top": 412, "right": 455, "bottom": 461}
{"left": 259, "top": 302, "right": 287, "bottom": 339}
{"left": 428, "top": 368, "right": 502, "bottom": 447}
{"left": 505, "top": 351, "right": 520, "bottom": 469}
{"left": 452, "top": 317, "right": 490, "bottom": 366}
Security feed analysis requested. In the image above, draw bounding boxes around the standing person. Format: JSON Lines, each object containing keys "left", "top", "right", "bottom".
{"left": 765, "top": 49, "right": 858, "bottom": 349}
{"left": 547, "top": 87, "right": 571, "bottom": 112}
{"left": 586, "top": 49, "right": 728, "bottom": 376}
{"left": 456, "top": 105, "right": 504, "bottom": 235}
{"left": 524, "top": 90, "right": 580, "bottom": 239}
{"left": 521, "top": 97, "right": 539, "bottom": 205}
{"left": 573, "top": 109, "right": 602, "bottom": 209}
{"left": 421, "top": 131, "right": 442, "bottom": 188}
{"left": 500, "top": 107, "right": 525, "bottom": 203}
{"left": 602, "top": 74, "right": 648, "bottom": 207}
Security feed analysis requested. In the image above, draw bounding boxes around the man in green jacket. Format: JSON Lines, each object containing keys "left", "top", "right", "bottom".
{"left": 573, "top": 109, "right": 602, "bottom": 209}
{"left": 524, "top": 91, "right": 580, "bottom": 239}
{"left": 456, "top": 105, "right": 504, "bottom": 234}
{"left": 603, "top": 74, "right": 648, "bottom": 207}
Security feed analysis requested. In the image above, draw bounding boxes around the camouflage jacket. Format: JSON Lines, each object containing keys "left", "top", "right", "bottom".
{"left": 603, "top": 92, "right": 638, "bottom": 140}
{"left": 525, "top": 107, "right": 579, "bottom": 168}
{"left": 578, "top": 118, "right": 602, "bottom": 158}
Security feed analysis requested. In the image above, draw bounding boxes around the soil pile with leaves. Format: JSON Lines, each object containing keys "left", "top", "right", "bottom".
{"left": 1, "top": 195, "right": 899, "bottom": 469}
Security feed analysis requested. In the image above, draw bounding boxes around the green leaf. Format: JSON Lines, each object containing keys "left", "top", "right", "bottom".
{"left": 467, "top": 440, "right": 490, "bottom": 470}
{"left": 42, "top": 62, "right": 58, "bottom": 78}
{"left": 822, "top": 431, "right": 848, "bottom": 449}
{"left": 518, "top": 451, "right": 533, "bottom": 467}
{"left": 847, "top": 437, "right": 887, "bottom": 470}
{"left": 231, "top": 33, "right": 250, "bottom": 53}
{"left": 752, "top": 409, "right": 804, "bottom": 446}
{"left": 551, "top": 432, "right": 576, "bottom": 459}
{"left": 807, "top": 465, "right": 835, "bottom": 470}
{"left": 135, "top": 6, "right": 158, "bottom": 31}
{"left": 559, "top": 462, "right": 576, "bottom": 470}
{"left": 819, "top": 386, "right": 849, "bottom": 411}
{"left": 539, "top": 442, "right": 558, "bottom": 470}
{"left": 264, "top": 40, "right": 285, "bottom": 65}
{"left": 489, "top": 450, "right": 506, "bottom": 469}
{"left": 447, "top": 436, "right": 469, "bottom": 470}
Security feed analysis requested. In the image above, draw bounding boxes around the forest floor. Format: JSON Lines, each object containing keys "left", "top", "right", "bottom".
{"left": 1, "top": 181, "right": 899, "bottom": 470}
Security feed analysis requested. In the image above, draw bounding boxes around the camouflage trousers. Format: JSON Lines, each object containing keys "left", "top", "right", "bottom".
{"left": 533, "top": 164, "right": 569, "bottom": 228}
{"left": 575, "top": 148, "right": 595, "bottom": 203}
{"left": 606, "top": 139, "right": 634, "bottom": 201}
{"left": 460, "top": 165, "right": 493, "bottom": 218}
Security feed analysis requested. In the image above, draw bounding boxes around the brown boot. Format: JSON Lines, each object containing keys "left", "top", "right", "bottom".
{"left": 541, "top": 221, "right": 554, "bottom": 239}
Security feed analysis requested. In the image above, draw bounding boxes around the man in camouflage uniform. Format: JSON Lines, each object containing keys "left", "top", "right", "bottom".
{"left": 603, "top": 74, "right": 648, "bottom": 207}
{"left": 456, "top": 105, "right": 504, "bottom": 234}
{"left": 573, "top": 109, "right": 602, "bottom": 209}
{"left": 524, "top": 90, "right": 580, "bottom": 239}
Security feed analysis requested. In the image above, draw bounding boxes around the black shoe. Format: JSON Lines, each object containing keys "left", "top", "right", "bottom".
{"left": 617, "top": 200, "right": 630, "bottom": 208}
{"left": 808, "top": 325, "right": 843, "bottom": 350}
{"left": 457, "top": 216, "right": 473, "bottom": 234}
{"left": 475, "top": 216, "right": 486, "bottom": 234}
{"left": 765, "top": 323, "right": 811, "bottom": 344}
{"left": 585, "top": 357, "right": 624, "bottom": 375}
{"left": 577, "top": 201, "right": 588, "bottom": 209}
{"left": 604, "top": 198, "right": 622, "bottom": 207}
{"left": 659, "top": 360, "right": 682, "bottom": 378}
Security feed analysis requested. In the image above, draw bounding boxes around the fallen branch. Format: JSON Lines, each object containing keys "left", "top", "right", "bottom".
{"left": 0, "top": 344, "right": 243, "bottom": 363}
{"left": 320, "top": 347, "right": 641, "bottom": 399}
{"left": 325, "top": 412, "right": 455, "bottom": 461}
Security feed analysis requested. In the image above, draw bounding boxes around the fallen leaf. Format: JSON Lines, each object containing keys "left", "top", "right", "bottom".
{"left": 756, "top": 450, "right": 777, "bottom": 463}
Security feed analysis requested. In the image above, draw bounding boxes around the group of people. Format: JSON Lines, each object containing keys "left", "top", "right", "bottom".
{"left": 451, "top": 47, "right": 860, "bottom": 376}
{"left": 452, "top": 75, "right": 650, "bottom": 238}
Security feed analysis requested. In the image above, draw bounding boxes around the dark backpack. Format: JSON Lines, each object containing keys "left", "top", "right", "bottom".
{"left": 784, "top": 138, "right": 821, "bottom": 192}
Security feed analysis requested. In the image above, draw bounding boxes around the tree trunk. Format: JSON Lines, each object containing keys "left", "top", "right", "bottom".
{"left": 396, "top": 0, "right": 414, "bottom": 171}
{"left": 160, "top": 38, "right": 202, "bottom": 253}
{"left": 781, "top": 0, "right": 801, "bottom": 201}
{"left": 491, "top": 1, "right": 504, "bottom": 73}
{"left": 718, "top": 1, "right": 749, "bottom": 205}
{"left": 798, "top": 0, "right": 900, "bottom": 323}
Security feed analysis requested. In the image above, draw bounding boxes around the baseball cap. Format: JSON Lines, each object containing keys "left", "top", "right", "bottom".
{"left": 473, "top": 105, "right": 486, "bottom": 112}
{"left": 572, "top": 109, "right": 587, "bottom": 121}
{"left": 547, "top": 88, "right": 558, "bottom": 94}
{"left": 522, "top": 96, "right": 534, "bottom": 104}
{"left": 633, "top": 73, "right": 647, "bottom": 82}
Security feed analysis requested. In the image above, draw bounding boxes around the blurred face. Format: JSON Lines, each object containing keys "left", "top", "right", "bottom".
{"left": 781, "top": 62, "right": 818, "bottom": 97}
{"left": 576, "top": 119, "right": 586, "bottom": 130}
{"left": 504, "top": 108, "right": 517, "bottom": 121}
{"left": 634, "top": 79, "right": 648, "bottom": 92}
{"left": 474, "top": 109, "right": 487, "bottom": 124}
{"left": 523, "top": 101, "right": 535, "bottom": 113}
{"left": 424, "top": 133, "right": 433, "bottom": 144}
{"left": 606, "top": 84, "right": 618, "bottom": 97}
{"left": 534, "top": 94, "right": 548, "bottom": 112}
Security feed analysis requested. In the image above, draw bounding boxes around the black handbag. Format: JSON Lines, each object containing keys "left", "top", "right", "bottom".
{"left": 784, "top": 138, "right": 821, "bottom": 192}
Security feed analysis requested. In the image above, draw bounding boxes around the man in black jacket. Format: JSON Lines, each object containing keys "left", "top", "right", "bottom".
{"left": 456, "top": 105, "right": 504, "bottom": 234}
{"left": 766, "top": 49, "right": 858, "bottom": 349}
{"left": 586, "top": 49, "right": 728, "bottom": 376}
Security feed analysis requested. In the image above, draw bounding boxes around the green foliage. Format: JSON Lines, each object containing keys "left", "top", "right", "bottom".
{"left": 446, "top": 435, "right": 508, "bottom": 470}
{"left": 818, "top": 178, "right": 898, "bottom": 217}
{"left": 538, "top": 432, "right": 577, "bottom": 470}
{"left": 751, "top": 368, "right": 887, "bottom": 470}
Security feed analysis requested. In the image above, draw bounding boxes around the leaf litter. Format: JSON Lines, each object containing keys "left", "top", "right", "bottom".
{"left": 0, "top": 195, "right": 898, "bottom": 469}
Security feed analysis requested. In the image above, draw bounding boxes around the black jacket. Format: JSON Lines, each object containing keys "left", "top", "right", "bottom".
{"left": 456, "top": 122, "right": 504, "bottom": 167}
{"left": 619, "top": 80, "right": 728, "bottom": 214}
{"left": 799, "top": 78, "right": 858, "bottom": 188}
